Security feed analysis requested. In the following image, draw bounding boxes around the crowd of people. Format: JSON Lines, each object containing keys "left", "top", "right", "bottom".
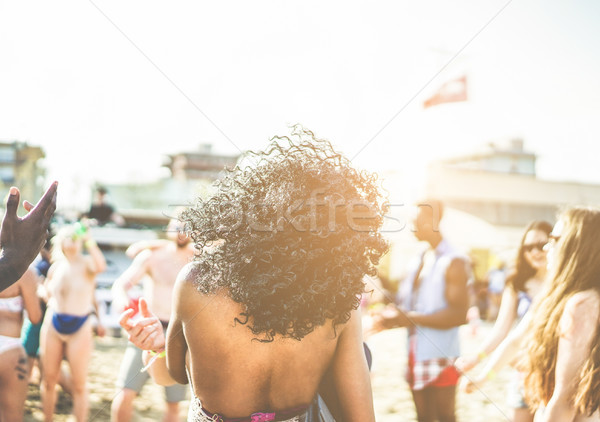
{"left": 1, "top": 129, "right": 600, "bottom": 422}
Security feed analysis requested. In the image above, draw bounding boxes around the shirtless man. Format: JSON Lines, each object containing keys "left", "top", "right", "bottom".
{"left": 120, "top": 129, "right": 387, "bottom": 422}
{"left": 111, "top": 219, "right": 195, "bottom": 422}
{"left": 40, "top": 224, "right": 106, "bottom": 422}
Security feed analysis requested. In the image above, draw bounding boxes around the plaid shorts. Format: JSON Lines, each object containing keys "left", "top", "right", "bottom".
{"left": 406, "top": 336, "right": 460, "bottom": 391}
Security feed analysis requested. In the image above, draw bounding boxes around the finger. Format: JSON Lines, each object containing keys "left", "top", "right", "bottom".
{"left": 119, "top": 308, "right": 135, "bottom": 329}
{"left": 42, "top": 182, "right": 58, "bottom": 220}
{"left": 138, "top": 297, "right": 153, "bottom": 318}
{"left": 36, "top": 182, "right": 58, "bottom": 209}
{"left": 139, "top": 324, "right": 160, "bottom": 343}
{"left": 23, "top": 201, "right": 34, "bottom": 212}
{"left": 129, "top": 322, "right": 147, "bottom": 338}
{"left": 130, "top": 318, "right": 160, "bottom": 336}
{"left": 133, "top": 317, "right": 160, "bottom": 328}
{"left": 135, "top": 327, "right": 152, "bottom": 346}
{"left": 29, "top": 181, "right": 58, "bottom": 220}
{"left": 4, "top": 187, "right": 20, "bottom": 219}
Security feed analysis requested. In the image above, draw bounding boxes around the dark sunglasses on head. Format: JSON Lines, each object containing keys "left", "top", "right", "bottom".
{"left": 523, "top": 241, "right": 547, "bottom": 253}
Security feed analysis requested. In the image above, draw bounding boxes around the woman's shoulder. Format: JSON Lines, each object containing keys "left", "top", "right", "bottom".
{"left": 176, "top": 262, "right": 203, "bottom": 287}
{"left": 560, "top": 290, "right": 600, "bottom": 336}
{"left": 565, "top": 290, "right": 600, "bottom": 312}
{"left": 174, "top": 262, "right": 217, "bottom": 306}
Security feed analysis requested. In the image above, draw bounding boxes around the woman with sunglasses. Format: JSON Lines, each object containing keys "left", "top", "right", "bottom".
{"left": 524, "top": 208, "right": 600, "bottom": 421}
{"left": 457, "top": 220, "right": 552, "bottom": 422}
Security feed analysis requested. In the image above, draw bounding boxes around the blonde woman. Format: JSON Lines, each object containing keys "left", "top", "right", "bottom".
{"left": 40, "top": 224, "right": 106, "bottom": 422}
{"left": 524, "top": 208, "right": 600, "bottom": 421}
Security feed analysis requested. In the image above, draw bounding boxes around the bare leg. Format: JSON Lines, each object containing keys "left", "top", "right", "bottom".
{"left": 59, "top": 362, "right": 73, "bottom": 395}
{"left": 111, "top": 389, "right": 138, "bottom": 422}
{"left": 26, "top": 356, "right": 38, "bottom": 383}
{"left": 431, "top": 385, "right": 456, "bottom": 422}
{"left": 0, "top": 346, "right": 29, "bottom": 421}
{"left": 411, "top": 388, "right": 435, "bottom": 422}
{"left": 163, "top": 401, "right": 180, "bottom": 422}
{"left": 40, "top": 322, "right": 64, "bottom": 422}
{"left": 65, "top": 323, "right": 93, "bottom": 422}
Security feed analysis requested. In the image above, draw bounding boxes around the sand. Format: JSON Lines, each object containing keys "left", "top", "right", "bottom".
{"left": 24, "top": 322, "right": 514, "bottom": 421}
{"left": 369, "top": 323, "right": 514, "bottom": 422}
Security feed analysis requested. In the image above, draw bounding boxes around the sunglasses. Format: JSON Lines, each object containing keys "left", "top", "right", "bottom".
{"left": 523, "top": 241, "right": 547, "bottom": 253}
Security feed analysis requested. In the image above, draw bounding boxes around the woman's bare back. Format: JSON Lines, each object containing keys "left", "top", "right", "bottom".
{"left": 181, "top": 292, "right": 340, "bottom": 416}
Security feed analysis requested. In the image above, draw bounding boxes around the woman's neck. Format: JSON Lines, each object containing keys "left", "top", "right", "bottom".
{"left": 534, "top": 266, "right": 547, "bottom": 280}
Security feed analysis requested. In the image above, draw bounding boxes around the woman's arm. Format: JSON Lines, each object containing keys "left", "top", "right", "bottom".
{"left": 92, "top": 296, "right": 106, "bottom": 337}
{"left": 538, "top": 292, "right": 600, "bottom": 422}
{"left": 125, "top": 239, "right": 170, "bottom": 259}
{"left": 20, "top": 267, "right": 43, "bottom": 324}
{"left": 462, "top": 311, "right": 531, "bottom": 393}
{"left": 165, "top": 265, "right": 194, "bottom": 385}
{"left": 457, "top": 287, "right": 518, "bottom": 372}
{"left": 332, "top": 308, "right": 375, "bottom": 422}
{"left": 84, "top": 236, "right": 106, "bottom": 275}
{"left": 38, "top": 264, "right": 55, "bottom": 304}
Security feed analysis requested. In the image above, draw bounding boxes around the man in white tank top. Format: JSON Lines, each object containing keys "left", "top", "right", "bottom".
{"left": 374, "top": 200, "right": 470, "bottom": 422}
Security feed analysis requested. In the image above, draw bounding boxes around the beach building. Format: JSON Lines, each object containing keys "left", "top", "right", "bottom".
{"left": 90, "top": 144, "right": 240, "bottom": 332}
{"left": 0, "top": 140, "right": 45, "bottom": 203}
{"left": 383, "top": 139, "right": 600, "bottom": 282}
{"left": 426, "top": 139, "right": 600, "bottom": 244}
{"left": 100, "top": 143, "right": 240, "bottom": 228}
{"left": 423, "top": 139, "right": 600, "bottom": 280}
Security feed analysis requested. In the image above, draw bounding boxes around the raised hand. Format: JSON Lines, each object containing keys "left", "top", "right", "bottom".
{"left": 119, "top": 297, "right": 165, "bottom": 352}
{"left": 0, "top": 182, "right": 58, "bottom": 292}
{"left": 455, "top": 355, "right": 480, "bottom": 373}
{"left": 370, "top": 304, "right": 414, "bottom": 333}
{"left": 460, "top": 374, "right": 486, "bottom": 394}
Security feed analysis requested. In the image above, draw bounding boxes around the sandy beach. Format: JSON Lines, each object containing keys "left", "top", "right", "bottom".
{"left": 24, "top": 321, "right": 513, "bottom": 422}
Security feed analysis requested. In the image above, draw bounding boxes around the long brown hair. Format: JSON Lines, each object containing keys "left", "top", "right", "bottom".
{"left": 505, "top": 220, "right": 553, "bottom": 293}
{"left": 525, "top": 207, "right": 600, "bottom": 415}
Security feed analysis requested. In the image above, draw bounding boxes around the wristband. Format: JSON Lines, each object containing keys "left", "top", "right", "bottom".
{"left": 85, "top": 239, "right": 97, "bottom": 249}
{"left": 486, "top": 369, "right": 497, "bottom": 381}
{"left": 477, "top": 351, "right": 487, "bottom": 361}
{"left": 149, "top": 349, "right": 166, "bottom": 358}
{"left": 140, "top": 349, "right": 166, "bottom": 373}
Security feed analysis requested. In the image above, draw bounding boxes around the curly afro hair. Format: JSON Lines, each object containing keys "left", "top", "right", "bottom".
{"left": 180, "top": 126, "right": 388, "bottom": 341}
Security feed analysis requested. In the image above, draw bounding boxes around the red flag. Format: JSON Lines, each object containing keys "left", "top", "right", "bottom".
{"left": 423, "top": 75, "right": 468, "bottom": 108}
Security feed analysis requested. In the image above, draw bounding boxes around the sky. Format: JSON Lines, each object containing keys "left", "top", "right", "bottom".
{"left": 1, "top": 0, "right": 600, "bottom": 210}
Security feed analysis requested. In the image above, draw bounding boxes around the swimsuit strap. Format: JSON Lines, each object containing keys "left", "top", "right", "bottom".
{"left": 185, "top": 368, "right": 307, "bottom": 422}
{"left": 190, "top": 397, "right": 305, "bottom": 422}
{"left": 0, "top": 296, "right": 24, "bottom": 313}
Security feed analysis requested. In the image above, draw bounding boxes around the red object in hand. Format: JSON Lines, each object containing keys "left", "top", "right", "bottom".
{"left": 127, "top": 298, "right": 140, "bottom": 316}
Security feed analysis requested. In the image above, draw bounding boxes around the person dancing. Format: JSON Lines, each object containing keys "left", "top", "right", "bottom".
{"left": 0, "top": 266, "right": 42, "bottom": 420}
{"left": 457, "top": 220, "right": 552, "bottom": 422}
{"left": 40, "top": 224, "right": 106, "bottom": 422}
{"left": 121, "top": 127, "right": 387, "bottom": 421}
{"left": 524, "top": 208, "right": 600, "bottom": 421}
